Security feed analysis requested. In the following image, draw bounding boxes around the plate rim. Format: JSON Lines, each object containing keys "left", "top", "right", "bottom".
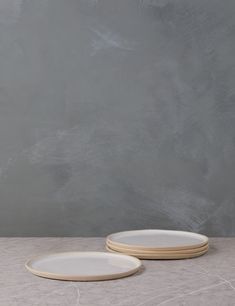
{"left": 106, "top": 240, "right": 209, "bottom": 254}
{"left": 106, "top": 245, "right": 209, "bottom": 259}
{"left": 25, "top": 251, "right": 142, "bottom": 281}
{"left": 107, "top": 229, "right": 209, "bottom": 251}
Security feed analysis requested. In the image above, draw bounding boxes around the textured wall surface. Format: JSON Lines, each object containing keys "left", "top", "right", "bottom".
{"left": 0, "top": 0, "right": 234, "bottom": 236}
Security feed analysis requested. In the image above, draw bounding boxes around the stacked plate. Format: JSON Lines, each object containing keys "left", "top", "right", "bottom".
{"left": 106, "top": 230, "right": 209, "bottom": 259}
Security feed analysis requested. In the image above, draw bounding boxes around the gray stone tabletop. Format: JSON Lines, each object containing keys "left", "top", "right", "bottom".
{"left": 1, "top": 238, "right": 235, "bottom": 306}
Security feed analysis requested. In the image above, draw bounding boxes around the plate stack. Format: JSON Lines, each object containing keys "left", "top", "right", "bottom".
{"left": 106, "top": 230, "right": 209, "bottom": 259}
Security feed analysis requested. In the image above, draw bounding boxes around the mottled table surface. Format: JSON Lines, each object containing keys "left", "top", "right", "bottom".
{"left": 1, "top": 238, "right": 235, "bottom": 306}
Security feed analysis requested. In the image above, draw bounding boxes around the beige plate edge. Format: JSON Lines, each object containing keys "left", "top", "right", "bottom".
{"left": 107, "top": 240, "right": 209, "bottom": 254}
{"left": 106, "top": 245, "right": 209, "bottom": 259}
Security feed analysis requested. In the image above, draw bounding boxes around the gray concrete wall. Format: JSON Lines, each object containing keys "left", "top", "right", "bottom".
{"left": 0, "top": 0, "right": 234, "bottom": 236}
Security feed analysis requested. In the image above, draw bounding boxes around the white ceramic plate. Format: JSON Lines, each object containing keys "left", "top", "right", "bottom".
{"left": 107, "top": 230, "right": 208, "bottom": 251}
{"left": 106, "top": 240, "right": 208, "bottom": 254}
{"left": 106, "top": 245, "right": 209, "bottom": 259}
{"left": 25, "top": 251, "right": 141, "bottom": 281}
